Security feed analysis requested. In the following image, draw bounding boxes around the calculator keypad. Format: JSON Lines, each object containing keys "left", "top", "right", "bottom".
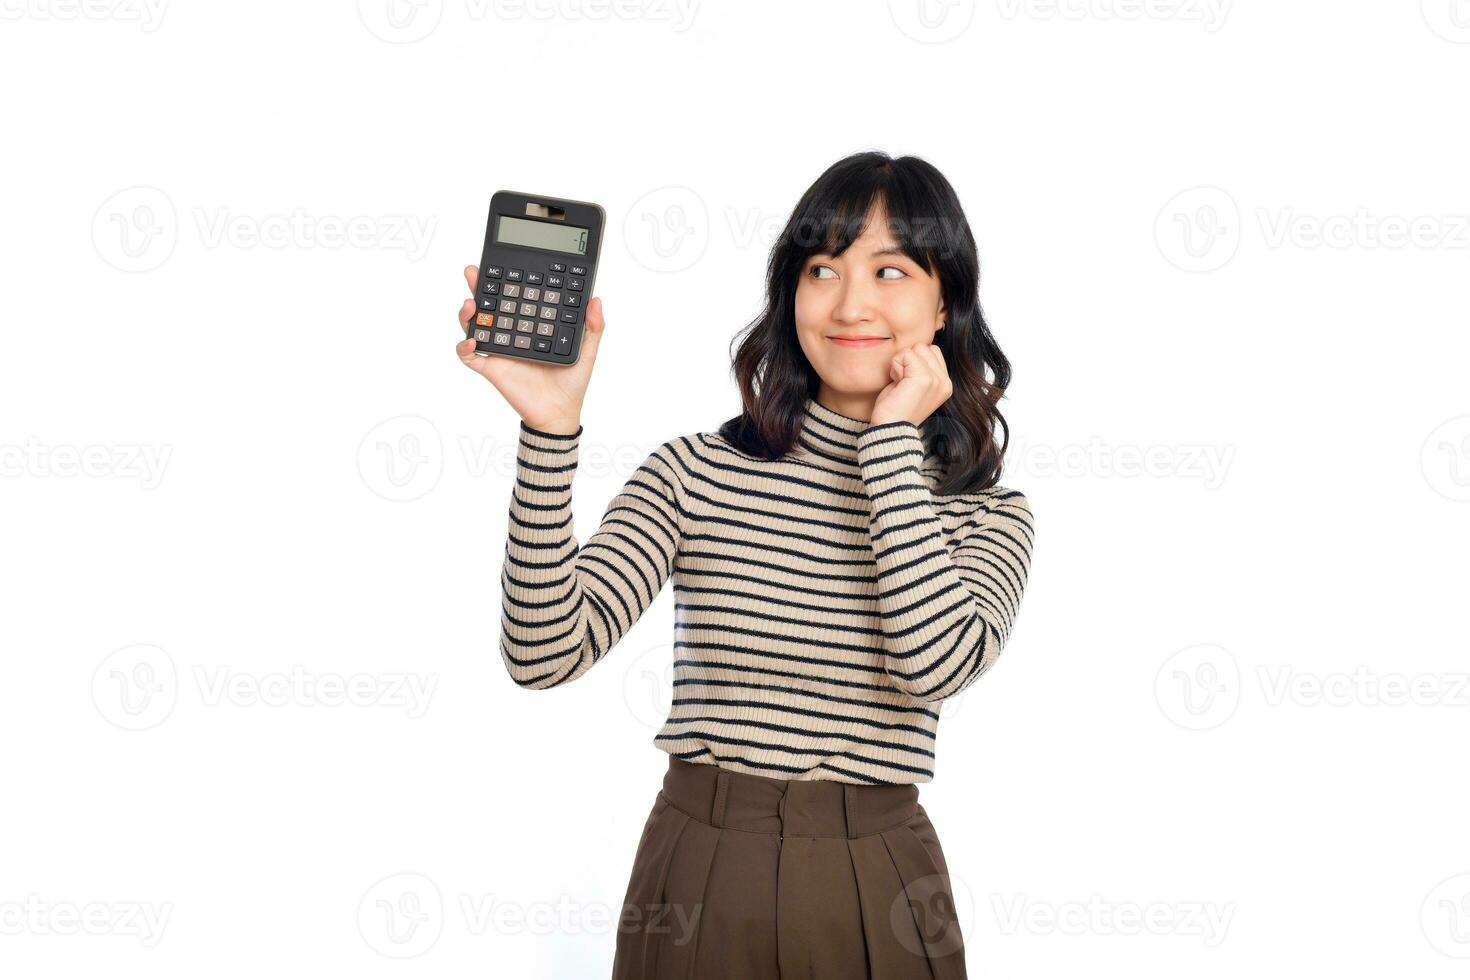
{"left": 472, "top": 260, "right": 585, "bottom": 360}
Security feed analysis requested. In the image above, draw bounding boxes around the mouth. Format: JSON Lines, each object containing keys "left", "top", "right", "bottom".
{"left": 827, "top": 334, "right": 889, "bottom": 348}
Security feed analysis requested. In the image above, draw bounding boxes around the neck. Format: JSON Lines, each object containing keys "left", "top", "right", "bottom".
{"left": 814, "top": 384, "right": 877, "bottom": 423}
{"left": 798, "top": 392, "right": 935, "bottom": 466}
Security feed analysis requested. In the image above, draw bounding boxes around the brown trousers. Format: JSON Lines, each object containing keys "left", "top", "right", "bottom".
{"left": 611, "top": 755, "right": 968, "bottom": 979}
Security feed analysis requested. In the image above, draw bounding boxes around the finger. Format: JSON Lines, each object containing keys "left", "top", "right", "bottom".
{"left": 577, "top": 296, "right": 606, "bottom": 363}
{"left": 917, "top": 345, "right": 942, "bottom": 380}
{"left": 456, "top": 336, "right": 493, "bottom": 377}
{"left": 458, "top": 298, "right": 474, "bottom": 334}
{"left": 923, "top": 344, "right": 946, "bottom": 378}
{"left": 925, "top": 346, "right": 952, "bottom": 399}
{"left": 463, "top": 265, "right": 479, "bottom": 296}
{"left": 896, "top": 346, "right": 926, "bottom": 380}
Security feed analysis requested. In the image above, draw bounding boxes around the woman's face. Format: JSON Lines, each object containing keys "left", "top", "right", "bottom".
{"left": 794, "top": 206, "right": 947, "bottom": 400}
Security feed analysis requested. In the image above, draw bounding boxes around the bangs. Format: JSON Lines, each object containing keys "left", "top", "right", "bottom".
{"left": 785, "top": 181, "right": 941, "bottom": 275}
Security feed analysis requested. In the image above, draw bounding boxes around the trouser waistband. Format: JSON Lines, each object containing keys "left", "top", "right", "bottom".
{"left": 660, "top": 755, "right": 920, "bottom": 839}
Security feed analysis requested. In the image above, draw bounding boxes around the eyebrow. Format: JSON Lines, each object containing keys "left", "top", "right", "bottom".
{"left": 810, "top": 246, "right": 909, "bottom": 259}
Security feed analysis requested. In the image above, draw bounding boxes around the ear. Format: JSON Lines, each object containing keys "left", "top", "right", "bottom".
{"left": 935, "top": 300, "right": 947, "bottom": 332}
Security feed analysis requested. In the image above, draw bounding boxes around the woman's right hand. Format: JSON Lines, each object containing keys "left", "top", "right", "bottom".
{"left": 455, "top": 264, "right": 604, "bottom": 435}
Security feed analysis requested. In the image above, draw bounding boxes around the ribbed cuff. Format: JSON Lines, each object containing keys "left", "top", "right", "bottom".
{"left": 519, "top": 419, "right": 582, "bottom": 439}
{"left": 856, "top": 421, "right": 927, "bottom": 498}
{"left": 514, "top": 421, "right": 580, "bottom": 517}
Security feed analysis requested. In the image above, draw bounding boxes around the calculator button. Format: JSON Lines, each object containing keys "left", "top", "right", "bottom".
{"left": 570, "top": 264, "right": 587, "bottom": 276}
{"left": 498, "top": 299, "right": 517, "bottom": 314}
{"left": 567, "top": 278, "right": 584, "bottom": 291}
{"left": 484, "top": 266, "right": 503, "bottom": 279}
{"left": 505, "top": 268, "right": 523, "bottom": 281}
{"left": 539, "top": 306, "right": 557, "bottom": 320}
{"left": 503, "top": 283, "right": 521, "bottom": 298}
{"left": 564, "top": 293, "right": 581, "bottom": 308}
{"left": 493, "top": 331, "right": 511, "bottom": 345}
{"left": 518, "top": 302, "right": 537, "bottom": 317}
{"left": 545, "top": 274, "right": 564, "bottom": 288}
{"left": 526, "top": 271, "right": 543, "bottom": 285}
{"left": 517, "top": 318, "right": 535, "bottom": 332}
{"left": 475, "top": 312, "right": 495, "bottom": 327}
{"left": 478, "top": 297, "right": 496, "bottom": 310}
{"left": 549, "top": 262, "right": 566, "bottom": 273}
{"left": 514, "top": 334, "right": 532, "bottom": 349}
{"left": 554, "top": 326, "right": 576, "bottom": 353}
{"left": 536, "top": 322, "right": 555, "bottom": 336}
{"left": 560, "top": 310, "right": 579, "bottom": 323}
{"left": 522, "top": 287, "right": 540, "bottom": 302}
{"left": 534, "top": 338, "right": 552, "bottom": 352}
{"left": 481, "top": 281, "right": 500, "bottom": 294}
{"left": 543, "top": 290, "right": 560, "bottom": 305}
{"left": 474, "top": 328, "right": 491, "bottom": 342}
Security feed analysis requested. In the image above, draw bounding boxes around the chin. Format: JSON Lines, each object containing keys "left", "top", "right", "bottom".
{"left": 818, "top": 369, "right": 887, "bottom": 396}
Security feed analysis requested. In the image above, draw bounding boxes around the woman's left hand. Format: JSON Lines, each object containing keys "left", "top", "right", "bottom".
{"left": 870, "top": 343, "right": 953, "bottom": 427}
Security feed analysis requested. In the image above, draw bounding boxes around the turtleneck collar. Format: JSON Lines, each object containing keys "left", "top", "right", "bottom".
{"left": 797, "top": 394, "right": 935, "bottom": 465}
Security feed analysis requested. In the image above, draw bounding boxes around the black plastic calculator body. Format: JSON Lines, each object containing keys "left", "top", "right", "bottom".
{"left": 471, "top": 190, "right": 605, "bottom": 365}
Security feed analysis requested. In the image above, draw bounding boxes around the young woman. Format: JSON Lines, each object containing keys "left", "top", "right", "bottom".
{"left": 455, "top": 151, "right": 1034, "bottom": 979}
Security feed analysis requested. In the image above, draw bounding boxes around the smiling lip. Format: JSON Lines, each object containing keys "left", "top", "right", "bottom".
{"left": 828, "top": 335, "right": 888, "bottom": 348}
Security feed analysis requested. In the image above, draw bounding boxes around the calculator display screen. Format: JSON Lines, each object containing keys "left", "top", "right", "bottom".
{"left": 495, "top": 215, "right": 589, "bottom": 255}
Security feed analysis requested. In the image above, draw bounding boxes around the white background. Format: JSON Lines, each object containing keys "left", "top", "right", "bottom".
{"left": 3, "top": 1, "right": 1469, "bottom": 976}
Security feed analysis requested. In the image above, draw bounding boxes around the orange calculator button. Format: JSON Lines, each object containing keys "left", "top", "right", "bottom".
{"left": 475, "top": 312, "right": 495, "bottom": 327}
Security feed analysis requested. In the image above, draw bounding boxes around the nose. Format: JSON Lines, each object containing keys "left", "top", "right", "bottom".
{"left": 830, "top": 273, "right": 880, "bottom": 326}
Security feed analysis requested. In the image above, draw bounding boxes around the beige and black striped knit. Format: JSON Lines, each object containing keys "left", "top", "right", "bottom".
{"left": 500, "top": 395, "right": 1035, "bottom": 785}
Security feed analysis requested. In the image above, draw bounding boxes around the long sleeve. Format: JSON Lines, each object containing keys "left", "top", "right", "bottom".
{"left": 500, "top": 421, "right": 685, "bottom": 690}
{"left": 856, "top": 420, "right": 1035, "bottom": 703}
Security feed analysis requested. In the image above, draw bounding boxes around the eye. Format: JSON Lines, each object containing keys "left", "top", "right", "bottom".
{"left": 808, "top": 264, "right": 836, "bottom": 280}
{"left": 877, "top": 266, "right": 907, "bottom": 280}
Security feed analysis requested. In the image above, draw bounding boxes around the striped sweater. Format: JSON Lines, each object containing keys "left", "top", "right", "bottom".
{"left": 500, "top": 395, "right": 1035, "bottom": 785}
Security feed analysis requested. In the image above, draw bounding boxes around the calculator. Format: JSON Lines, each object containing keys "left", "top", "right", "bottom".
{"left": 470, "top": 190, "right": 605, "bottom": 365}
